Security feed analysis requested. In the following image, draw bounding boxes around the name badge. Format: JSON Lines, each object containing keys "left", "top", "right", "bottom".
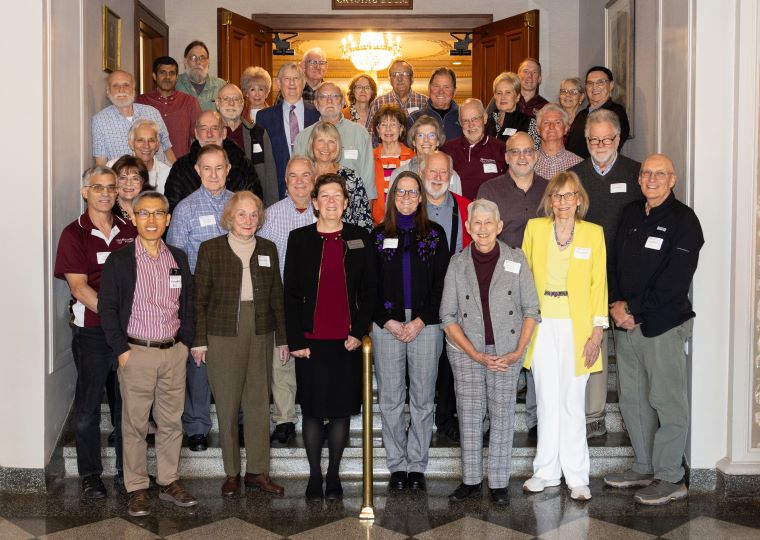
{"left": 169, "top": 275, "right": 182, "bottom": 289}
{"left": 383, "top": 238, "right": 399, "bottom": 249}
{"left": 407, "top": 107, "right": 420, "bottom": 114}
{"left": 483, "top": 163, "right": 497, "bottom": 174}
{"left": 657, "top": 226, "right": 667, "bottom": 232}
{"left": 502, "top": 127, "right": 517, "bottom": 136}
{"left": 347, "top": 239, "right": 364, "bottom": 249}
{"left": 199, "top": 215, "right": 216, "bottom": 227}
{"left": 343, "top": 148, "right": 358, "bottom": 160}
{"left": 574, "top": 247, "right": 591, "bottom": 259}
{"left": 252, "top": 143, "right": 263, "bottom": 153}
{"left": 503, "top": 260, "right": 521, "bottom": 273}
{"left": 258, "top": 255, "right": 271, "bottom": 267}
{"left": 96, "top": 251, "right": 110, "bottom": 265}
{"left": 645, "top": 236, "right": 663, "bottom": 250}
{"left": 610, "top": 183, "right": 627, "bottom": 193}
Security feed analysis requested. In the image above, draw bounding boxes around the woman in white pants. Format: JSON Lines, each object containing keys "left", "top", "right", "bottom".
{"left": 521, "top": 171, "right": 608, "bottom": 501}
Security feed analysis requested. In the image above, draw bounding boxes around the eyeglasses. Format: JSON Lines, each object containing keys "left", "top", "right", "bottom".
{"left": 639, "top": 170, "right": 672, "bottom": 181}
{"left": 559, "top": 89, "right": 580, "bottom": 96}
{"left": 354, "top": 85, "right": 372, "bottom": 91}
{"left": 305, "top": 60, "right": 328, "bottom": 67}
{"left": 197, "top": 125, "right": 222, "bottom": 134}
{"left": 219, "top": 96, "right": 243, "bottom": 105}
{"left": 551, "top": 191, "right": 578, "bottom": 203}
{"left": 135, "top": 209, "right": 168, "bottom": 219}
{"left": 317, "top": 93, "right": 342, "bottom": 101}
{"left": 117, "top": 174, "right": 144, "bottom": 185}
{"left": 415, "top": 132, "right": 438, "bottom": 140}
{"left": 585, "top": 78, "right": 610, "bottom": 88}
{"left": 507, "top": 148, "right": 535, "bottom": 158}
{"left": 586, "top": 135, "right": 618, "bottom": 146}
{"left": 395, "top": 188, "right": 420, "bottom": 198}
{"left": 379, "top": 122, "right": 400, "bottom": 129}
{"left": 188, "top": 54, "right": 209, "bottom": 64}
{"left": 87, "top": 184, "right": 118, "bottom": 194}
{"left": 390, "top": 72, "right": 411, "bottom": 79}
{"left": 461, "top": 116, "right": 484, "bottom": 126}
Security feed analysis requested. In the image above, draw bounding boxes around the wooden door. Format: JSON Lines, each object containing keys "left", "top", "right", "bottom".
{"left": 134, "top": 1, "right": 169, "bottom": 94}
{"left": 218, "top": 7, "right": 273, "bottom": 94}
{"left": 471, "top": 10, "right": 539, "bottom": 103}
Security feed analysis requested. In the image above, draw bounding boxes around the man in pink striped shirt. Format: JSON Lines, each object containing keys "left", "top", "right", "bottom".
{"left": 99, "top": 191, "right": 196, "bottom": 517}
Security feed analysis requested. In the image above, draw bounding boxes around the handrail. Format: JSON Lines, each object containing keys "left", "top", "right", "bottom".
{"left": 359, "top": 335, "right": 374, "bottom": 520}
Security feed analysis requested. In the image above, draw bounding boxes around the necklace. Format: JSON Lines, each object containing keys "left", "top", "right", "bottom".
{"left": 554, "top": 220, "right": 574, "bottom": 248}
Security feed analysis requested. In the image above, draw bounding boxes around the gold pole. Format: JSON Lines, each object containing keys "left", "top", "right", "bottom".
{"left": 359, "top": 335, "right": 375, "bottom": 520}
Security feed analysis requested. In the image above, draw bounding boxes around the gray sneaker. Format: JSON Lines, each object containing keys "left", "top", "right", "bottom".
{"left": 604, "top": 469, "right": 654, "bottom": 488}
{"left": 634, "top": 479, "right": 688, "bottom": 505}
{"left": 586, "top": 418, "right": 607, "bottom": 439}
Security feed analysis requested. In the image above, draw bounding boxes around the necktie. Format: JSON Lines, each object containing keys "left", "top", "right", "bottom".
{"left": 289, "top": 104, "right": 299, "bottom": 154}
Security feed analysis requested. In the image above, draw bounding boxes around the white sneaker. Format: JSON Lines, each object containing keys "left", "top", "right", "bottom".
{"left": 523, "top": 476, "right": 561, "bottom": 493}
{"left": 570, "top": 485, "right": 592, "bottom": 501}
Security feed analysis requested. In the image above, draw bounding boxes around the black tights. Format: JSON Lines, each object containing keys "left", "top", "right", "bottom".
{"left": 302, "top": 415, "right": 349, "bottom": 483}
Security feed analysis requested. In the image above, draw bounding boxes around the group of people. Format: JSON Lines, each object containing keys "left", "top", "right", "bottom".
{"left": 54, "top": 38, "right": 704, "bottom": 517}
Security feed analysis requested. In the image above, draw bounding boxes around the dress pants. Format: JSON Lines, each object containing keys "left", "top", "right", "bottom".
{"left": 531, "top": 318, "right": 590, "bottom": 488}
{"left": 181, "top": 355, "right": 211, "bottom": 437}
{"left": 524, "top": 369, "right": 537, "bottom": 429}
{"left": 207, "top": 302, "right": 273, "bottom": 476}
{"left": 271, "top": 344, "right": 297, "bottom": 425}
{"left": 585, "top": 328, "right": 610, "bottom": 423}
{"left": 71, "top": 326, "right": 122, "bottom": 477}
{"left": 615, "top": 320, "right": 691, "bottom": 483}
{"left": 449, "top": 344, "right": 521, "bottom": 488}
{"left": 118, "top": 341, "right": 187, "bottom": 493}
{"left": 372, "top": 312, "right": 443, "bottom": 474}
{"left": 434, "top": 346, "right": 457, "bottom": 429}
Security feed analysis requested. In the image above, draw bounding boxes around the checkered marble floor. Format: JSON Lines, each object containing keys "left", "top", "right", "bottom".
{"left": 1, "top": 478, "right": 759, "bottom": 539}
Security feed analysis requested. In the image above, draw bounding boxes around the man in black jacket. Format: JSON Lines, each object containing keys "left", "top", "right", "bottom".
{"left": 99, "top": 191, "right": 196, "bottom": 517}
{"left": 164, "top": 110, "right": 262, "bottom": 212}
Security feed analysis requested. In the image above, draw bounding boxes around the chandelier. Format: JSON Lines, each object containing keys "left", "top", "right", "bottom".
{"left": 341, "top": 32, "right": 402, "bottom": 73}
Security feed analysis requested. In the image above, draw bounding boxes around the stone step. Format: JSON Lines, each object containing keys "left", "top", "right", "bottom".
{"left": 62, "top": 432, "right": 633, "bottom": 480}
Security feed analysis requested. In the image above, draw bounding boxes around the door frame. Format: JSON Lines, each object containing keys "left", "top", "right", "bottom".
{"left": 134, "top": 1, "right": 169, "bottom": 93}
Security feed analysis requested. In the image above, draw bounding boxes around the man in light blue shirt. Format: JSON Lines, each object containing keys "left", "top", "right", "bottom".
{"left": 167, "top": 144, "right": 233, "bottom": 452}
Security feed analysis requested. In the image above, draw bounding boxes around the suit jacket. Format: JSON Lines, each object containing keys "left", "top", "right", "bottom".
{"left": 439, "top": 241, "right": 540, "bottom": 356}
{"left": 193, "top": 234, "right": 285, "bottom": 347}
{"left": 99, "top": 242, "right": 194, "bottom": 357}
{"left": 256, "top": 102, "right": 320, "bottom": 200}
{"left": 283, "top": 223, "right": 377, "bottom": 351}
{"left": 521, "top": 217, "right": 608, "bottom": 375}
{"left": 242, "top": 120, "right": 279, "bottom": 207}
{"left": 565, "top": 98, "right": 631, "bottom": 158}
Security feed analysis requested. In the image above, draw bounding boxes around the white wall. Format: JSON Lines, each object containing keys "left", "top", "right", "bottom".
{"left": 164, "top": 0, "right": 579, "bottom": 104}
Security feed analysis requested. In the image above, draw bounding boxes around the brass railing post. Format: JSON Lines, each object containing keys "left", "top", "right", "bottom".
{"left": 359, "top": 335, "right": 374, "bottom": 520}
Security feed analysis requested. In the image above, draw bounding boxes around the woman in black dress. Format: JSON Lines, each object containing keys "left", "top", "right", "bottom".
{"left": 283, "top": 173, "right": 376, "bottom": 501}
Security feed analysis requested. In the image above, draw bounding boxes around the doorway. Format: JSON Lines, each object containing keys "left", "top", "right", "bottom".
{"left": 134, "top": 1, "right": 169, "bottom": 94}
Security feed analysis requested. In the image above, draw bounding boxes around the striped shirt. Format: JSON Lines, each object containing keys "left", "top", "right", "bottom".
{"left": 167, "top": 186, "right": 232, "bottom": 272}
{"left": 534, "top": 148, "right": 584, "bottom": 180}
{"left": 257, "top": 195, "right": 316, "bottom": 278}
{"left": 126, "top": 239, "right": 181, "bottom": 340}
{"left": 91, "top": 103, "right": 172, "bottom": 163}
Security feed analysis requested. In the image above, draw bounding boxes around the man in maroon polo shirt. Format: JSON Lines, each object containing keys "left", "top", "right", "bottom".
{"left": 136, "top": 56, "right": 201, "bottom": 159}
{"left": 54, "top": 166, "right": 136, "bottom": 499}
{"left": 440, "top": 98, "right": 506, "bottom": 200}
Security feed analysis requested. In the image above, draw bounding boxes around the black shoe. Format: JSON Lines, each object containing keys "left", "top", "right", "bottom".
{"left": 82, "top": 474, "right": 107, "bottom": 499}
{"left": 187, "top": 434, "right": 207, "bottom": 452}
{"left": 305, "top": 475, "right": 323, "bottom": 502}
{"left": 437, "top": 421, "right": 460, "bottom": 443}
{"left": 490, "top": 487, "right": 509, "bottom": 505}
{"left": 238, "top": 424, "right": 245, "bottom": 447}
{"left": 388, "top": 471, "right": 407, "bottom": 491}
{"left": 527, "top": 425, "right": 538, "bottom": 439}
{"left": 325, "top": 477, "right": 343, "bottom": 501}
{"left": 408, "top": 472, "right": 426, "bottom": 491}
{"left": 270, "top": 422, "right": 296, "bottom": 448}
{"left": 449, "top": 482, "right": 482, "bottom": 502}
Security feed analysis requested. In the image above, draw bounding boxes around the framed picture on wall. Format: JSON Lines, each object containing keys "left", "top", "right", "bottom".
{"left": 605, "top": 0, "right": 634, "bottom": 137}
{"left": 102, "top": 6, "right": 121, "bottom": 73}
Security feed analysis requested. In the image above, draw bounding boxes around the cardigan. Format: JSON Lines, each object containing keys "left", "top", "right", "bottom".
{"left": 521, "top": 217, "right": 609, "bottom": 375}
{"left": 371, "top": 143, "right": 416, "bottom": 224}
{"left": 98, "top": 242, "right": 194, "bottom": 357}
{"left": 283, "top": 223, "right": 377, "bottom": 351}
{"left": 370, "top": 221, "right": 451, "bottom": 327}
{"left": 192, "top": 234, "right": 286, "bottom": 347}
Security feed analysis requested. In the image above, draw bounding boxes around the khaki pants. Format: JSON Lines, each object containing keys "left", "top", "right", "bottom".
{"left": 585, "top": 329, "right": 610, "bottom": 423}
{"left": 118, "top": 341, "right": 187, "bottom": 493}
{"left": 207, "top": 302, "right": 273, "bottom": 476}
{"left": 271, "top": 344, "right": 297, "bottom": 425}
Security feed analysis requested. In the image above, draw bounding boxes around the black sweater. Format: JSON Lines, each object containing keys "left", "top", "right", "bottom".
{"left": 565, "top": 99, "right": 631, "bottom": 158}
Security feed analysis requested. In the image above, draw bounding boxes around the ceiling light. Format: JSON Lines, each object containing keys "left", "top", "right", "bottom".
{"left": 341, "top": 32, "right": 402, "bottom": 73}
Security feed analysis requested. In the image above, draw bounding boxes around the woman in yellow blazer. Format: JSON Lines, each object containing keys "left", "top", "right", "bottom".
{"left": 520, "top": 171, "right": 608, "bottom": 502}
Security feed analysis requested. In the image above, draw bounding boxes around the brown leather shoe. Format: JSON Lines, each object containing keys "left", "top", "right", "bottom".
{"left": 222, "top": 475, "right": 240, "bottom": 497}
{"left": 244, "top": 473, "right": 284, "bottom": 496}
{"left": 127, "top": 489, "right": 151, "bottom": 517}
{"left": 158, "top": 480, "right": 198, "bottom": 507}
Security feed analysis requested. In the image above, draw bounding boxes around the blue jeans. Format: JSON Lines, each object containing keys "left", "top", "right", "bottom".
{"left": 71, "top": 326, "right": 122, "bottom": 477}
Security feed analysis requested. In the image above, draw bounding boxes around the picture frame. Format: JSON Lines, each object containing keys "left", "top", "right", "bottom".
{"left": 605, "top": 0, "right": 635, "bottom": 137}
{"left": 102, "top": 6, "right": 121, "bottom": 73}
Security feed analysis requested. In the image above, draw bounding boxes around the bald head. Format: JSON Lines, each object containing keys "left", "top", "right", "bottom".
{"left": 639, "top": 153, "right": 676, "bottom": 208}
{"left": 106, "top": 70, "right": 136, "bottom": 109}
{"left": 195, "top": 110, "right": 226, "bottom": 146}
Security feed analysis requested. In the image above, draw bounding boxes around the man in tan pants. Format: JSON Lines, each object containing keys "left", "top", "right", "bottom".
{"left": 99, "top": 191, "right": 197, "bottom": 516}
